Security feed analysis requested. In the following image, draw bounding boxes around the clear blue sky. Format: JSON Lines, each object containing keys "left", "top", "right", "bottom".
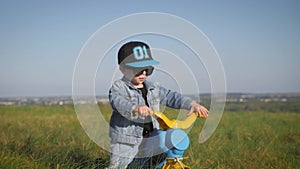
{"left": 0, "top": 0, "right": 299, "bottom": 97}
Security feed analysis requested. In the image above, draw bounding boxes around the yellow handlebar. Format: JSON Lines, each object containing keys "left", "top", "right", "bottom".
{"left": 153, "top": 110, "right": 201, "bottom": 130}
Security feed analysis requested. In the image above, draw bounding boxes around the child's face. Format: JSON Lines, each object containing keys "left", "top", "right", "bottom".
{"left": 131, "top": 70, "right": 147, "bottom": 85}
{"left": 120, "top": 66, "right": 154, "bottom": 85}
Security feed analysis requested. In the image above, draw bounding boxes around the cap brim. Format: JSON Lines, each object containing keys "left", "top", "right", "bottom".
{"left": 126, "top": 60, "right": 159, "bottom": 68}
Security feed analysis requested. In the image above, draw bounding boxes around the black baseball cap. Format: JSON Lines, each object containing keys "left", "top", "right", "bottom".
{"left": 118, "top": 41, "right": 159, "bottom": 68}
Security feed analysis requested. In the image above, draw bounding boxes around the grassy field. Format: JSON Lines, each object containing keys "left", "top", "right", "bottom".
{"left": 0, "top": 104, "right": 299, "bottom": 169}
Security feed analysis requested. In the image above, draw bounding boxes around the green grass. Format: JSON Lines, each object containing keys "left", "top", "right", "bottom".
{"left": 0, "top": 105, "right": 299, "bottom": 168}
{"left": 187, "top": 112, "right": 300, "bottom": 168}
{"left": 0, "top": 105, "right": 109, "bottom": 169}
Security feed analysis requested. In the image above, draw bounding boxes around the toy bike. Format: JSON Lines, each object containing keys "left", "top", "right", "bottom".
{"left": 151, "top": 110, "right": 203, "bottom": 169}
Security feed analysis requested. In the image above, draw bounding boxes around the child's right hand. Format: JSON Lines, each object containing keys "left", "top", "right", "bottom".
{"left": 133, "top": 105, "right": 153, "bottom": 117}
{"left": 188, "top": 101, "right": 209, "bottom": 118}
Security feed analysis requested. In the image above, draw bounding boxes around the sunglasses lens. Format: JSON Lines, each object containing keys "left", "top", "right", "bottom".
{"left": 146, "top": 67, "right": 154, "bottom": 75}
{"left": 134, "top": 66, "right": 154, "bottom": 76}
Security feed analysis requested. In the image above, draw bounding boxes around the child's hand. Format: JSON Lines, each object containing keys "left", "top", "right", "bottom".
{"left": 187, "top": 101, "right": 209, "bottom": 118}
{"left": 133, "top": 105, "right": 153, "bottom": 117}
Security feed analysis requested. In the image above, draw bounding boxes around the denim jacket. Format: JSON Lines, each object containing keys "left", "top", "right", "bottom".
{"left": 108, "top": 76, "right": 193, "bottom": 145}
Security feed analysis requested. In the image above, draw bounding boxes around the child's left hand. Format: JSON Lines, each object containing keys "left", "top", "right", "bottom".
{"left": 187, "top": 101, "right": 209, "bottom": 118}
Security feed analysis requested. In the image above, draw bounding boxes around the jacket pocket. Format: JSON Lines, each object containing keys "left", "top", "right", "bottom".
{"left": 149, "top": 89, "right": 160, "bottom": 105}
{"left": 110, "top": 125, "right": 143, "bottom": 144}
{"left": 127, "top": 93, "right": 139, "bottom": 104}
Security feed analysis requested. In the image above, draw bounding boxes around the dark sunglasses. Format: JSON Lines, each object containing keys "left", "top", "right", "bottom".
{"left": 133, "top": 66, "right": 154, "bottom": 76}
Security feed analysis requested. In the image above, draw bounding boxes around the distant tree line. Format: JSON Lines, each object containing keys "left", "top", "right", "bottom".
{"left": 224, "top": 100, "right": 300, "bottom": 113}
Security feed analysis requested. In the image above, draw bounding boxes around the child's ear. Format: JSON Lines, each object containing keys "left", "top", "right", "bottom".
{"left": 119, "top": 66, "right": 134, "bottom": 80}
{"left": 119, "top": 66, "right": 125, "bottom": 74}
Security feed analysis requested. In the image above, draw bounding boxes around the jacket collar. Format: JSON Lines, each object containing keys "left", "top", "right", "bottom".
{"left": 121, "top": 76, "right": 136, "bottom": 89}
{"left": 121, "top": 76, "right": 155, "bottom": 90}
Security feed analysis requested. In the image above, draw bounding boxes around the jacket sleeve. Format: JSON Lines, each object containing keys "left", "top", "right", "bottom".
{"left": 158, "top": 84, "right": 193, "bottom": 110}
{"left": 108, "top": 80, "right": 135, "bottom": 118}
